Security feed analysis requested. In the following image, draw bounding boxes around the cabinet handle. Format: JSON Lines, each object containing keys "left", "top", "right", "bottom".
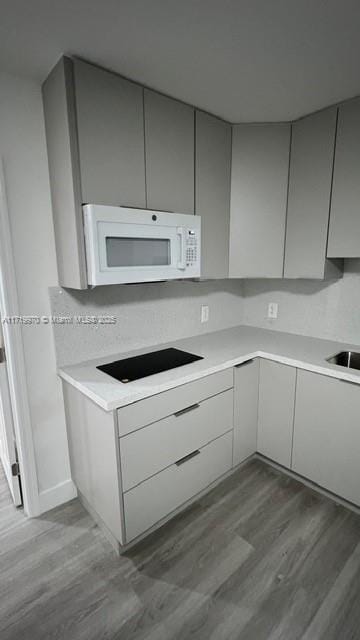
{"left": 175, "top": 449, "right": 200, "bottom": 466}
{"left": 235, "top": 359, "right": 254, "bottom": 368}
{"left": 174, "top": 403, "right": 200, "bottom": 417}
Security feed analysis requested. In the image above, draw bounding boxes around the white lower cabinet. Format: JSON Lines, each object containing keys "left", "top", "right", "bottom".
{"left": 64, "top": 368, "right": 235, "bottom": 550}
{"left": 118, "top": 369, "right": 235, "bottom": 544}
{"left": 233, "top": 359, "right": 259, "bottom": 466}
{"left": 124, "top": 431, "right": 233, "bottom": 542}
{"left": 257, "top": 359, "right": 297, "bottom": 467}
{"left": 292, "top": 369, "right": 360, "bottom": 506}
{"left": 117, "top": 368, "right": 233, "bottom": 436}
{"left": 64, "top": 354, "right": 360, "bottom": 552}
{"left": 120, "top": 388, "right": 233, "bottom": 492}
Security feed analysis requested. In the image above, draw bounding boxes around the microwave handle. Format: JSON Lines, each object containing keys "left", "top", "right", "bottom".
{"left": 177, "top": 227, "right": 186, "bottom": 270}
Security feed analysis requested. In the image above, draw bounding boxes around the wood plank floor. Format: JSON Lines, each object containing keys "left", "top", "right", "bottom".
{"left": 1, "top": 459, "right": 360, "bottom": 639}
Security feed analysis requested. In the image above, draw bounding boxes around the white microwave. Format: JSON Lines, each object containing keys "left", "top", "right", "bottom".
{"left": 83, "top": 205, "right": 201, "bottom": 286}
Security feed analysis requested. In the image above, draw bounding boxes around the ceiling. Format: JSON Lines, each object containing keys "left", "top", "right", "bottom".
{"left": 1, "top": 0, "right": 360, "bottom": 122}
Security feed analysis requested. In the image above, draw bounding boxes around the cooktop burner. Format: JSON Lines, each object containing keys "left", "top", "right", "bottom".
{"left": 97, "top": 347, "right": 203, "bottom": 383}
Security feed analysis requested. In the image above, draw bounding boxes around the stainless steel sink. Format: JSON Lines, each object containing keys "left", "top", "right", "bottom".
{"left": 327, "top": 351, "right": 360, "bottom": 370}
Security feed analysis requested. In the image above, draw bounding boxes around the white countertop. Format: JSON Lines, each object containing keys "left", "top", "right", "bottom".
{"left": 58, "top": 325, "right": 360, "bottom": 411}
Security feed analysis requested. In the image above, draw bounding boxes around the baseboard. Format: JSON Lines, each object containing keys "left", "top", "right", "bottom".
{"left": 255, "top": 453, "right": 360, "bottom": 516}
{"left": 38, "top": 478, "right": 77, "bottom": 514}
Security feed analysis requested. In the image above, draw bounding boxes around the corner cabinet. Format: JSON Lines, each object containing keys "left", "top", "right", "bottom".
{"left": 229, "top": 124, "right": 290, "bottom": 278}
{"left": 144, "top": 89, "right": 194, "bottom": 214}
{"left": 257, "top": 359, "right": 296, "bottom": 467}
{"left": 327, "top": 98, "right": 360, "bottom": 258}
{"left": 195, "top": 111, "right": 231, "bottom": 278}
{"left": 284, "top": 108, "right": 342, "bottom": 279}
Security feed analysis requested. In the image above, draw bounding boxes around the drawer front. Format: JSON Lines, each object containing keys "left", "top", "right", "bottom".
{"left": 124, "top": 431, "right": 233, "bottom": 542}
{"left": 117, "top": 368, "right": 233, "bottom": 437}
{"left": 120, "top": 388, "right": 233, "bottom": 491}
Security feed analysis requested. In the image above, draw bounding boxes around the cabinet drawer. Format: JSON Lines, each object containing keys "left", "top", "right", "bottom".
{"left": 124, "top": 431, "right": 233, "bottom": 542}
{"left": 120, "top": 388, "right": 233, "bottom": 491}
{"left": 117, "top": 369, "right": 233, "bottom": 437}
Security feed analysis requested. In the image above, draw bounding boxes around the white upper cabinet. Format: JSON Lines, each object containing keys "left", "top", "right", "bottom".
{"left": 73, "top": 59, "right": 146, "bottom": 208}
{"left": 44, "top": 54, "right": 360, "bottom": 290}
{"left": 43, "top": 57, "right": 146, "bottom": 289}
{"left": 195, "top": 111, "right": 231, "bottom": 278}
{"left": 284, "top": 108, "right": 342, "bottom": 279}
{"left": 229, "top": 124, "right": 290, "bottom": 278}
{"left": 43, "top": 58, "right": 87, "bottom": 289}
{"left": 144, "top": 90, "right": 195, "bottom": 214}
{"left": 327, "top": 98, "right": 360, "bottom": 257}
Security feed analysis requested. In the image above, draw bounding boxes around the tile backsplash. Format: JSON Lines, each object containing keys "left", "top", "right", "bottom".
{"left": 49, "top": 280, "right": 244, "bottom": 366}
{"left": 50, "top": 260, "right": 360, "bottom": 367}
{"left": 242, "top": 260, "right": 360, "bottom": 345}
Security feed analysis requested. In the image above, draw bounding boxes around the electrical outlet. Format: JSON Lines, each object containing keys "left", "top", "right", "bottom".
{"left": 267, "top": 302, "right": 278, "bottom": 319}
{"left": 201, "top": 305, "right": 209, "bottom": 323}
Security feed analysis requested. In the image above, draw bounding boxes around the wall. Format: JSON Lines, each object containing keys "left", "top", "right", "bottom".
{"left": 242, "top": 260, "right": 360, "bottom": 345}
{"left": 0, "top": 72, "right": 74, "bottom": 511}
{"left": 49, "top": 280, "right": 244, "bottom": 366}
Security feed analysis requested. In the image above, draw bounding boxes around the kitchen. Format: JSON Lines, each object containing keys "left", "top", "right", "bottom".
{"left": 1, "top": 2, "right": 360, "bottom": 638}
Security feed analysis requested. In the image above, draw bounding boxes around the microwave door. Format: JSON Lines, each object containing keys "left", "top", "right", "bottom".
{"left": 105, "top": 236, "right": 171, "bottom": 268}
{"left": 94, "top": 222, "right": 181, "bottom": 284}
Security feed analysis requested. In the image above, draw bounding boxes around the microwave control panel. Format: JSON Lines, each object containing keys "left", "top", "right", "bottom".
{"left": 186, "top": 230, "right": 199, "bottom": 266}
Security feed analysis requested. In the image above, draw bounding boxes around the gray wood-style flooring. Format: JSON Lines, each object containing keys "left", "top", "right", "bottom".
{"left": 1, "top": 458, "right": 360, "bottom": 639}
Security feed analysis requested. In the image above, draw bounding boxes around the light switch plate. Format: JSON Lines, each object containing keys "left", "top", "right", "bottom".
{"left": 201, "top": 305, "right": 209, "bottom": 323}
{"left": 268, "top": 302, "right": 278, "bottom": 319}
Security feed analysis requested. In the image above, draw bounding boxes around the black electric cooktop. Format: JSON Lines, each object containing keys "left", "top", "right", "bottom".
{"left": 97, "top": 348, "right": 204, "bottom": 383}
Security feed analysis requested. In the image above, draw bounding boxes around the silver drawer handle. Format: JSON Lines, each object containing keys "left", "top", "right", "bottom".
{"left": 175, "top": 449, "right": 200, "bottom": 466}
{"left": 174, "top": 403, "right": 200, "bottom": 417}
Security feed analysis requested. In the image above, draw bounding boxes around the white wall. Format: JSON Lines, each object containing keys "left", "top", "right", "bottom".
{"left": 0, "top": 72, "right": 75, "bottom": 511}
{"left": 49, "top": 280, "right": 245, "bottom": 366}
{"left": 242, "top": 260, "right": 360, "bottom": 345}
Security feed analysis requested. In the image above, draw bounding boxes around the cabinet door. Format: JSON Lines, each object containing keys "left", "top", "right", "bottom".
{"left": 328, "top": 99, "right": 360, "bottom": 257}
{"left": 292, "top": 370, "right": 360, "bottom": 506}
{"left": 233, "top": 359, "right": 259, "bottom": 466}
{"left": 195, "top": 111, "right": 231, "bottom": 278}
{"left": 73, "top": 59, "right": 146, "bottom": 208}
{"left": 284, "top": 108, "right": 342, "bottom": 279}
{"left": 144, "top": 90, "right": 194, "bottom": 213}
{"left": 229, "top": 124, "right": 290, "bottom": 278}
{"left": 257, "top": 360, "right": 296, "bottom": 467}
